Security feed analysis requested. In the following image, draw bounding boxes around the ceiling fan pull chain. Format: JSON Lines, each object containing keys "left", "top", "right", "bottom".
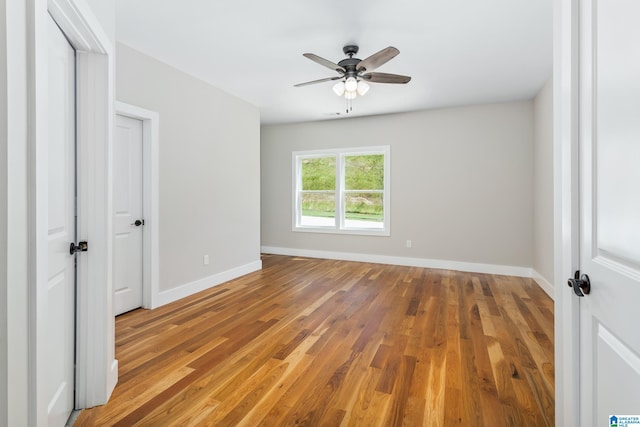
{"left": 345, "top": 97, "right": 351, "bottom": 114}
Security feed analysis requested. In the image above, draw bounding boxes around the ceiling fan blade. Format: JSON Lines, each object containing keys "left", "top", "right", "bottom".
{"left": 294, "top": 76, "right": 342, "bottom": 87}
{"left": 303, "top": 53, "right": 346, "bottom": 73}
{"left": 362, "top": 72, "right": 411, "bottom": 84}
{"left": 356, "top": 47, "right": 400, "bottom": 72}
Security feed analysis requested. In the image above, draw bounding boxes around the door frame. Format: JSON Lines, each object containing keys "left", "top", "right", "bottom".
{"left": 27, "top": 0, "right": 116, "bottom": 423}
{"left": 553, "top": 0, "right": 581, "bottom": 426}
{"left": 115, "top": 102, "right": 160, "bottom": 310}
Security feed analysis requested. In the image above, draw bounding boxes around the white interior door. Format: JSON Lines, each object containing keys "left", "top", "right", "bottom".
{"left": 114, "top": 114, "right": 144, "bottom": 315}
{"left": 47, "top": 15, "right": 76, "bottom": 426}
{"left": 579, "top": 0, "right": 640, "bottom": 424}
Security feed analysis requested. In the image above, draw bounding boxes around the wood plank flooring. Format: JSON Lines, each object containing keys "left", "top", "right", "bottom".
{"left": 75, "top": 254, "right": 554, "bottom": 426}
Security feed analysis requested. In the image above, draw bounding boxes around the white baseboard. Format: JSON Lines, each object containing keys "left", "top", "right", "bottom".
{"left": 157, "top": 260, "right": 263, "bottom": 307}
{"left": 261, "top": 246, "right": 533, "bottom": 278}
{"left": 532, "top": 270, "right": 555, "bottom": 300}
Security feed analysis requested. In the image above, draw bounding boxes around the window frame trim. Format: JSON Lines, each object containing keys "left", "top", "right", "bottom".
{"left": 292, "top": 145, "right": 390, "bottom": 236}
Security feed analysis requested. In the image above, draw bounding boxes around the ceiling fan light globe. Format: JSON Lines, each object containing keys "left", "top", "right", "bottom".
{"left": 345, "top": 77, "right": 358, "bottom": 92}
{"left": 356, "top": 80, "right": 370, "bottom": 96}
{"left": 332, "top": 81, "right": 346, "bottom": 96}
{"left": 344, "top": 91, "right": 357, "bottom": 100}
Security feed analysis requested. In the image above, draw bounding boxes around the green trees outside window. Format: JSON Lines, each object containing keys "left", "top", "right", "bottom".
{"left": 301, "top": 157, "right": 336, "bottom": 220}
{"left": 344, "top": 154, "right": 384, "bottom": 222}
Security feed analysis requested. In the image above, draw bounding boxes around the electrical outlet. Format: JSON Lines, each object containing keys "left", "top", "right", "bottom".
{"left": 406, "top": 240, "right": 412, "bottom": 248}
{"left": 203, "top": 254, "right": 210, "bottom": 265}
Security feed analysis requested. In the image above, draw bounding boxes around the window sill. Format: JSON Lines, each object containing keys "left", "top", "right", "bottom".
{"left": 292, "top": 226, "right": 390, "bottom": 237}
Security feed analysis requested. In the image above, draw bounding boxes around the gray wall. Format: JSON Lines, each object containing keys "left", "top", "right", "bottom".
{"left": 261, "top": 101, "right": 534, "bottom": 269}
{"left": 2, "top": 1, "right": 29, "bottom": 420}
{"left": 1, "top": 1, "right": 8, "bottom": 422}
{"left": 83, "top": 0, "right": 115, "bottom": 44}
{"left": 116, "top": 43, "right": 261, "bottom": 292}
{"left": 2, "top": 2, "right": 30, "bottom": 421}
{"left": 533, "top": 78, "right": 554, "bottom": 285}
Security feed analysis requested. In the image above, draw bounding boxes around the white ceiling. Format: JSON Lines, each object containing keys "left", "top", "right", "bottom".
{"left": 115, "top": 0, "right": 552, "bottom": 125}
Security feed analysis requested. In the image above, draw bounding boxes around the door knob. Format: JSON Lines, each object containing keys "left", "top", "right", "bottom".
{"left": 131, "top": 219, "right": 144, "bottom": 226}
{"left": 70, "top": 241, "right": 88, "bottom": 255}
{"left": 567, "top": 271, "right": 590, "bottom": 297}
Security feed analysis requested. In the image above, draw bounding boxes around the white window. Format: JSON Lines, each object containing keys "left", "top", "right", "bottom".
{"left": 293, "top": 146, "right": 390, "bottom": 236}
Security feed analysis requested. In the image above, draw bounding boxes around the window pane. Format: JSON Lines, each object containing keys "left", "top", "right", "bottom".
{"left": 302, "top": 157, "right": 336, "bottom": 191}
{"left": 344, "top": 192, "right": 383, "bottom": 228}
{"left": 344, "top": 154, "right": 384, "bottom": 191}
{"left": 300, "top": 192, "right": 335, "bottom": 226}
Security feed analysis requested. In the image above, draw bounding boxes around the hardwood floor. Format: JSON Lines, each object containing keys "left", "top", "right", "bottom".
{"left": 75, "top": 254, "right": 554, "bottom": 426}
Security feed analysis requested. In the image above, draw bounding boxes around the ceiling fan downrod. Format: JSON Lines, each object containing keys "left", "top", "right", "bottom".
{"left": 343, "top": 45, "right": 359, "bottom": 58}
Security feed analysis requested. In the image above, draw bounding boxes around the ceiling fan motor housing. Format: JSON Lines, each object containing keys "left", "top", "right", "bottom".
{"left": 343, "top": 45, "right": 359, "bottom": 56}
{"left": 340, "top": 45, "right": 361, "bottom": 77}
{"left": 338, "top": 58, "right": 361, "bottom": 77}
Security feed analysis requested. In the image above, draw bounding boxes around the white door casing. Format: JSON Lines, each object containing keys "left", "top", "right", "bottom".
{"left": 578, "top": 0, "right": 640, "bottom": 424}
{"left": 114, "top": 115, "right": 144, "bottom": 315}
{"left": 554, "top": 0, "right": 581, "bottom": 425}
{"left": 47, "top": 15, "right": 76, "bottom": 426}
{"left": 115, "top": 101, "right": 160, "bottom": 311}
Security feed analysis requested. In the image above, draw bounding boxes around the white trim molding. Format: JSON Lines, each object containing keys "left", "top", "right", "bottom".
{"left": 75, "top": 46, "right": 117, "bottom": 410}
{"left": 532, "top": 270, "right": 555, "bottom": 300}
{"left": 115, "top": 102, "right": 160, "bottom": 309}
{"left": 554, "top": 0, "right": 581, "bottom": 425}
{"left": 64, "top": 3, "right": 117, "bottom": 411}
{"left": 157, "top": 261, "right": 263, "bottom": 307}
{"left": 262, "top": 246, "right": 534, "bottom": 278}
{"left": 48, "top": 0, "right": 109, "bottom": 53}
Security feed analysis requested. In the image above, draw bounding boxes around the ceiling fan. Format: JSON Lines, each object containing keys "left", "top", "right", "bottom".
{"left": 295, "top": 45, "right": 411, "bottom": 112}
